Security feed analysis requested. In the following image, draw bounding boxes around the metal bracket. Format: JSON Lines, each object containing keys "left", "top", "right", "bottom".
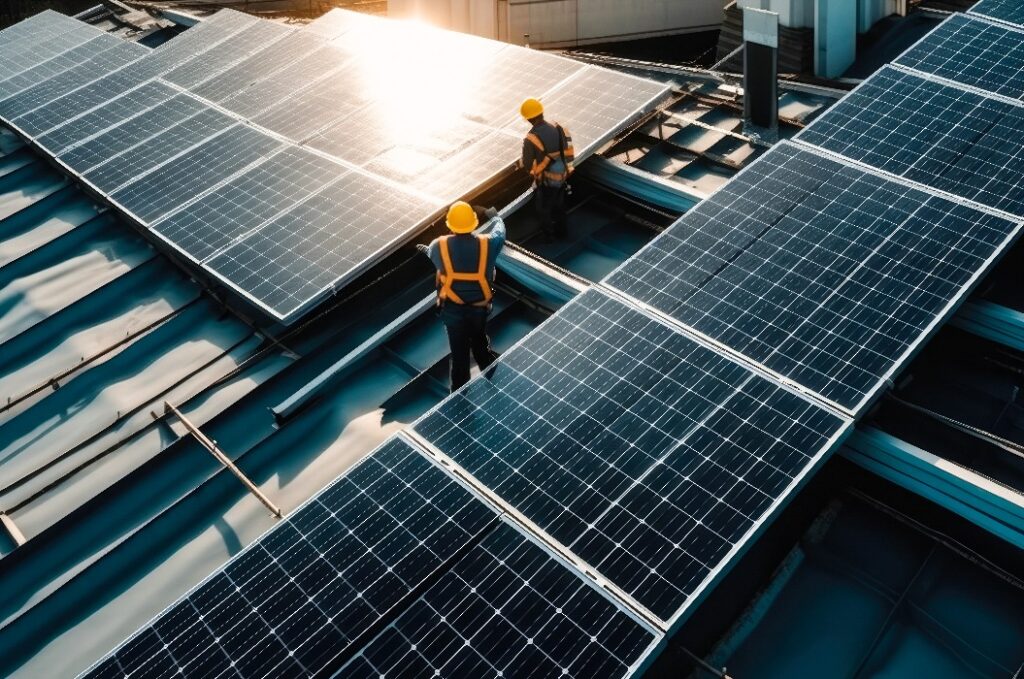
{"left": 164, "top": 401, "right": 282, "bottom": 518}
{"left": 0, "top": 512, "right": 26, "bottom": 547}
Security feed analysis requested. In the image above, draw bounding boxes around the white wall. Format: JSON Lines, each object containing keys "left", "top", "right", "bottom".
{"left": 390, "top": 0, "right": 725, "bottom": 47}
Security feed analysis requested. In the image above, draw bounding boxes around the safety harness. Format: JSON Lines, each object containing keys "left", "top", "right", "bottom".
{"left": 526, "top": 123, "right": 575, "bottom": 185}
{"left": 436, "top": 235, "right": 493, "bottom": 307}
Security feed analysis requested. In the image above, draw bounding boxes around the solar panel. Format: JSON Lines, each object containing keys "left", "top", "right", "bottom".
{"left": 115, "top": 8, "right": 258, "bottom": 84}
{"left": 506, "top": 65, "right": 673, "bottom": 156}
{"left": 971, "top": 0, "right": 1024, "bottom": 28}
{"left": 414, "top": 288, "right": 849, "bottom": 622}
{"left": 0, "top": 8, "right": 670, "bottom": 324}
{"left": 0, "top": 39, "right": 146, "bottom": 124}
{"left": 896, "top": 14, "right": 1024, "bottom": 100}
{"left": 82, "top": 106, "right": 234, "bottom": 193}
{"left": 63, "top": 95, "right": 212, "bottom": 176}
{"left": 163, "top": 20, "right": 294, "bottom": 89}
{"left": 341, "top": 521, "right": 659, "bottom": 679}
{"left": 152, "top": 147, "right": 344, "bottom": 262}
{"left": 206, "top": 170, "right": 436, "bottom": 316}
{"left": 0, "top": 12, "right": 99, "bottom": 73}
{"left": 191, "top": 32, "right": 326, "bottom": 105}
{"left": 251, "top": 70, "right": 368, "bottom": 140}
{"left": 79, "top": 437, "right": 501, "bottom": 679}
{"left": 605, "top": 142, "right": 1022, "bottom": 413}
{"left": 109, "top": 124, "right": 283, "bottom": 223}
{"left": 228, "top": 44, "right": 354, "bottom": 122}
{"left": 797, "top": 66, "right": 1024, "bottom": 218}
{"left": 35, "top": 80, "right": 177, "bottom": 154}
{"left": 410, "top": 130, "right": 524, "bottom": 203}
{"left": 0, "top": 33, "right": 106, "bottom": 100}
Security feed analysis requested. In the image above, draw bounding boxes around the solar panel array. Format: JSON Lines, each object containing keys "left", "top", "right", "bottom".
{"left": 0, "top": 8, "right": 670, "bottom": 323}
{"left": 81, "top": 437, "right": 659, "bottom": 679}
{"left": 414, "top": 288, "right": 849, "bottom": 621}
{"left": 798, "top": 66, "right": 1024, "bottom": 216}
{"left": 970, "top": 0, "right": 1024, "bottom": 29}
{"left": 605, "top": 142, "right": 1021, "bottom": 412}
{"left": 41, "top": 6, "right": 1024, "bottom": 678}
{"left": 895, "top": 13, "right": 1024, "bottom": 100}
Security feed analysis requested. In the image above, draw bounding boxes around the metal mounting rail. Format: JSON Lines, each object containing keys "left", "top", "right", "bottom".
{"left": 0, "top": 512, "right": 26, "bottom": 547}
{"left": 163, "top": 401, "right": 282, "bottom": 518}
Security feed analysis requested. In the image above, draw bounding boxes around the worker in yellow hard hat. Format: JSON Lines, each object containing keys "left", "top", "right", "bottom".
{"left": 519, "top": 97, "right": 575, "bottom": 242}
{"left": 418, "top": 201, "right": 506, "bottom": 392}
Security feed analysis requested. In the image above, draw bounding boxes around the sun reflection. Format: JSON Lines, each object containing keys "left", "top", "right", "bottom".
{"left": 341, "top": 18, "right": 488, "bottom": 153}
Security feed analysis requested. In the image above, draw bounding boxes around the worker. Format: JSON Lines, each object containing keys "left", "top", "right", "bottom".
{"left": 419, "top": 201, "right": 505, "bottom": 393}
{"left": 519, "top": 97, "right": 575, "bottom": 242}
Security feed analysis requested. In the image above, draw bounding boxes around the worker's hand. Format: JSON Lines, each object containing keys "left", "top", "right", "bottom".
{"left": 415, "top": 243, "right": 429, "bottom": 255}
{"left": 473, "top": 205, "right": 499, "bottom": 220}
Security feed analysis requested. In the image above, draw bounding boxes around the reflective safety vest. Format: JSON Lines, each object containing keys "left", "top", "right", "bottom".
{"left": 436, "top": 235, "right": 493, "bottom": 307}
{"left": 526, "top": 123, "right": 575, "bottom": 186}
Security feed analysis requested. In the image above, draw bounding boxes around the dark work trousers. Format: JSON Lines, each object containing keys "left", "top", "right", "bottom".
{"left": 441, "top": 304, "right": 498, "bottom": 392}
{"left": 534, "top": 182, "right": 567, "bottom": 238}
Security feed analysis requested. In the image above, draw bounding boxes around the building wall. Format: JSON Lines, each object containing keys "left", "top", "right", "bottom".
{"left": 390, "top": 0, "right": 724, "bottom": 47}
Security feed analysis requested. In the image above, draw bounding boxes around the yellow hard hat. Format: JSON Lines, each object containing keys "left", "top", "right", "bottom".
{"left": 446, "top": 201, "right": 478, "bottom": 234}
{"left": 520, "top": 97, "right": 544, "bottom": 120}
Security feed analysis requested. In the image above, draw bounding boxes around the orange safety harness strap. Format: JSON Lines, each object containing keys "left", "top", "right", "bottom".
{"left": 437, "top": 236, "right": 492, "bottom": 307}
{"left": 526, "top": 124, "right": 575, "bottom": 183}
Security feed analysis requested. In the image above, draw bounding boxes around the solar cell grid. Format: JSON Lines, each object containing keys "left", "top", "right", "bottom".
{"left": 153, "top": 147, "right": 344, "bottom": 262}
{"left": 206, "top": 170, "right": 435, "bottom": 316}
{"left": 415, "top": 288, "right": 848, "bottom": 621}
{"left": 971, "top": 0, "right": 1024, "bottom": 28}
{"left": 0, "top": 14, "right": 99, "bottom": 72}
{"left": 109, "top": 124, "right": 282, "bottom": 223}
{"left": 82, "top": 106, "right": 234, "bottom": 193}
{"left": 0, "top": 39, "right": 146, "bottom": 124}
{"left": 797, "top": 66, "right": 1024, "bottom": 217}
{"left": 606, "top": 143, "right": 1022, "bottom": 413}
{"left": 79, "top": 437, "right": 500, "bottom": 679}
{"left": 163, "top": 20, "right": 294, "bottom": 89}
{"left": 508, "top": 66, "right": 671, "bottom": 155}
{"left": 63, "top": 95, "right": 209, "bottom": 175}
{"left": 223, "top": 44, "right": 353, "bottom": 121}
{"left": 341, "top": 521, "right": 658, "bottom": 679}
{"left": 252, "top": 61, "right": 368, "bottom": 141}
{"left": 0, "top": 33, "right": 107, "bottom": 101}
{"left": 1, "top": 7, "right": 669, "bottom": 324}
{"left": 896, "top": 13, "right": 1024, "bottom": 100}
{"left": 410, "top": 130, "right": 524, "bottom": 203}
{"left": 35, "top": 80, "right": 176, "bottom": 154}
{"left": 191, "top": 32, "right": 326, "bottom": 105}
{"left": 12, "top": 70, "right": 155, "bottom": 139}
{"left": 465, "top": 46, "right": 584, "bottom": 125}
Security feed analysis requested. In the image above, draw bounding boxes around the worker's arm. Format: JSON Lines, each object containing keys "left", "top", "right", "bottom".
{"left": 521, "top": 136, "right": 536, "bottom": 174}
{"left": 485, "top": 216, "right": 506, "bottom": 253}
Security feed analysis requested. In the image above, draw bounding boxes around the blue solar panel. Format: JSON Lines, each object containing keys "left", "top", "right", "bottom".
{"left": 81, "top": 437, "right": 659, "bottom": 678}
{"left": 0, "top": 38, "right": 145, "bottom": 123}
{"left": 341, "top": 522, "right": 658, "bottom": 678}
{"left": 80, "top": 437, "right": 500, "bottom": 679}
{"left": 0, "top": 6, "right": 669, "bottom": 329}
{"left": 152, "top": 147, "right": 343, "bottom": 261}
{"left": 971, "top": 0, "right": 1024, "bottom": 28}
{"left": 36, "top": 80, "right": 176, "bottom": 154}
{"left": 896, "top": 14, "right": 1024, "bottom": 100}
{"left": 81, "top": 106, "right": 234, "bottom": 194}
{"left": 606, "top": 143, "right": 1022, "bottom": 413}
{"left": 109, "top": 124, "right": 282, "bottom": 224}
{"left": 797, "top": 66, "right": 1024, "bottom": 218}
{"left": 415, "top": 288, "right": 849, "bottom": 622}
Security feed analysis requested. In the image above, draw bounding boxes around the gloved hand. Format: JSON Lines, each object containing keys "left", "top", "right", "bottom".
{"left": 415, "top": 243, "right": 429, "bottom": 255}
{"left": 473, "top": 205, "right": 499, "bottom": 220}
